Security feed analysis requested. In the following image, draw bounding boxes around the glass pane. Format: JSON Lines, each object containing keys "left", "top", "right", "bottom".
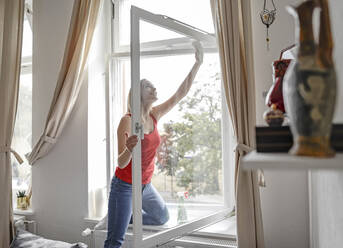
{"left": 120, "top": 53, "right": 224, "bottom": 230}
{"left": 12, "top": 13, "right": 33, "bottom": 210}
{"left": 22, "top": 20, "right": 32, "bottom": 57}
{"left": 151, "top": 54, "right": 224, "bottom": 228}
{"left": 140, "top": 20, "right": 184, "bottom": 43}
{"left": 118, "top": 0, "right": 214, "bottom": 46}
{"left": 12, "top": 73, "right": 32, "bottom": 209}
{"left": 87, "top": 59, "right": 108, "bottom": 218}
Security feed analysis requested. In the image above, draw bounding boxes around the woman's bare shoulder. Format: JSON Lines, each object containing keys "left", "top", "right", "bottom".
{"left": 150, "top": 108, "right": 159, "bottom": 121}
{"left": 122, "top": 113, "right": 131, "bottom": 120}
{"left": 118, "top": 114, "right": 131, "bottom": 132}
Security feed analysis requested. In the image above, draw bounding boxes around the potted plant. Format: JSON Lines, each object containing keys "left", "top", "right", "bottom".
{"left": 16, "top": 190, "right": 28, "bottom": 210}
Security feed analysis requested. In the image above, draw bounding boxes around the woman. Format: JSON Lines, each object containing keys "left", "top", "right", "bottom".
{"left": 104, "top": 42, "right": 203, "bottom": 248}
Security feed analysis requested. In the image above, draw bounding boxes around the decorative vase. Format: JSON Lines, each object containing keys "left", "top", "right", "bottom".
{"left": 177, "top": 192, "right": 188, "bottom": 224}
{"left": 177, "top": 200, "right": 187, "bottom": 225}
{"left": 17, "top": 196, "right": 28, "bottom": 210}
{"left": 284, "top": 0, "right": 336, "bottom": 157}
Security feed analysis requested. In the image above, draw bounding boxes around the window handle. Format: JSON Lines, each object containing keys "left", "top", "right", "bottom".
{"left": 135, "top": 122, "right": 144, "bottom": 140}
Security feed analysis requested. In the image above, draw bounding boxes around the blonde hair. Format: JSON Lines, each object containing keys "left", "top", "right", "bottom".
{"left": 126, "top": 79, "right": 149, "bottom": 113}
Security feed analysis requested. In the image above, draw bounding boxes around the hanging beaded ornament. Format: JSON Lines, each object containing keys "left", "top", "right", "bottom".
{"left": 260, "top": 0, "right": 276, "bottom": 50}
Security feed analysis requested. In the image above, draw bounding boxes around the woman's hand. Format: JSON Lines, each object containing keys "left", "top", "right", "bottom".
{"left": 125, "top": 133, "right": 138, "bottom": 152}
{"left": 193, "top": 41, "right": 203, "bottom": 64}
{"left": 150, "top": 42, "right": 203, "bottom": 121}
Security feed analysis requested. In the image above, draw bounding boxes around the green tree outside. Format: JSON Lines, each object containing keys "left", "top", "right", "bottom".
{"left": 156, "top": 67, "right": 222, "bottom": 197}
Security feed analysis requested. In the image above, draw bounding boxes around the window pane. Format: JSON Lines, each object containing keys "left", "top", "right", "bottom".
{"left": 119, "top": 53, "right": 224, "bottom": 227}
{"left": 12, "top": 11, "right": 32, "bottom": 209}
{"left": 118, "top": 0, "right": 214, "bottom": 46}
{"left": 12, "top": 73, "right": 32, "bottom": 208}
{"left": 22, "top": 20, "right": 32, "bottom": 57}
{"left": 140, "top": 20, "right": 184, "bottom": 43}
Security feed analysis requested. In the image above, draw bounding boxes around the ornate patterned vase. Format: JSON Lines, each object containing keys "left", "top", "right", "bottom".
{"left": 284, "top": 0, "right": 336, "bottom": 157}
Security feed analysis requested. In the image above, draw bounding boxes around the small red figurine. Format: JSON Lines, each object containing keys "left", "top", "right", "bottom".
{"left": 264, "top": 45, "right": 295, "bottom": 126}
{"left": 265, "top": 59, "right": 292, "bottom": 113}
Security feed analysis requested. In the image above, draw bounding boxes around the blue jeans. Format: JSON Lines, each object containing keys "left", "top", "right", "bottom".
{"left": 104, "top": 177, "right": 169, "bottom": 248}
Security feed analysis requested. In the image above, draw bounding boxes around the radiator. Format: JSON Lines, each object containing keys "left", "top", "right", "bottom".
{"left": 13, "top": 215, "right": 37, "bottom": 234}
{"left": 14, "top": 215, "right": 26, "bottom": 230}
{"left": 92, "top": 229, "right": 237, "bottom": 248}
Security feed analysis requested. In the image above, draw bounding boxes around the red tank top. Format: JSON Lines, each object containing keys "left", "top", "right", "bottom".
{"left": 115, "top": 113, "right": 161, "bottom": 184}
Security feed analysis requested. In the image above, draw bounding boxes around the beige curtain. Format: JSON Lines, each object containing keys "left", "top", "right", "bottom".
{"left": 26, "top": 0, "right": 102, "bottom": 165}
{"left": 0, "top": 0, "right": 25, "bottom": 246}
{"left": 211, "top": 0, "right": 265, "bottom": 247}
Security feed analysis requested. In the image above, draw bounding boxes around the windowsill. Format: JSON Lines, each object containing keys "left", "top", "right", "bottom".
{"left": 87, "top": 217, "right": 236, "bottom": 240}
{"left": 84, "top": 203, "right": 227, "bottom": 224}
{"left": 242, "top": 151, "right": 343, "bottom": 170}
{"left": 195, "top": 215, "right": 236, "bottom": 238}
{"left": 14, "top": 208, "right": 35, "bottom": 216}
{"left": 85, "top": 206, "right": 236, "bottom": 238}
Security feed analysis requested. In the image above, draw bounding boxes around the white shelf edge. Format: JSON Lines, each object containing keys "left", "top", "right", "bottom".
{"left": 13, "top": 208, "right": 35, "bottom": 216}
{"left": 242, "top": 151, "right": 343, "bottom": 170}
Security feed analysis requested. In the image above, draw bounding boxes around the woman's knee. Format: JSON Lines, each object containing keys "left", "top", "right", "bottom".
{"left": 159, "top": 206, "right": 170, "bottom": 225}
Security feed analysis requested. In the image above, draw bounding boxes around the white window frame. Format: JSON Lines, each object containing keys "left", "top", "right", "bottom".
{"left": 129, "top": 6, "right": 231, "bottom": 248}
{"left": 108, "top": 1, "right": 236, "bottom": 246}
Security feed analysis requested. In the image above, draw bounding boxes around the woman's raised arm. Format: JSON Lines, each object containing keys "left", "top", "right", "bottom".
{"left": 152, "top": 42, "right": 203, "bottom": 121}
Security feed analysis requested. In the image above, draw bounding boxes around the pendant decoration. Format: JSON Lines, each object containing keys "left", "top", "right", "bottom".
{"left": 260, "top": 0, "right": 276, "bottom": 51}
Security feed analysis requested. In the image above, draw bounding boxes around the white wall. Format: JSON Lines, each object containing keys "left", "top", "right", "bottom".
{"left": 31, "top": 0, "right": 111, "bottom": 244}
{"left": 310, "top": 1, "right": 343, "bottom": 248}
{"left": 31, "top": 0, "right": 90, "bottom": 244}
{"left": 250, "top": 0, "right": 309, "bottom": 248}
{"left": 251, "top": 0, "right": 343, "bottom": 247}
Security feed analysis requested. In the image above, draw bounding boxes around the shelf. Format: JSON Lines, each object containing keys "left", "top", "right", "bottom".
{"left": 242, "top": 151, "right": 343, "bottom": 170}
{"left": 14, "top": 208, "right": 35, "bottom": 216}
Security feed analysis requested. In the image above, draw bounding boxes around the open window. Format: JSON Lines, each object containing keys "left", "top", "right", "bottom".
{"left": 109, "top": 1, "right": 236, "bottom": 247}
{"left": 12, "top": 0, "right": 33, "bottom": 212}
